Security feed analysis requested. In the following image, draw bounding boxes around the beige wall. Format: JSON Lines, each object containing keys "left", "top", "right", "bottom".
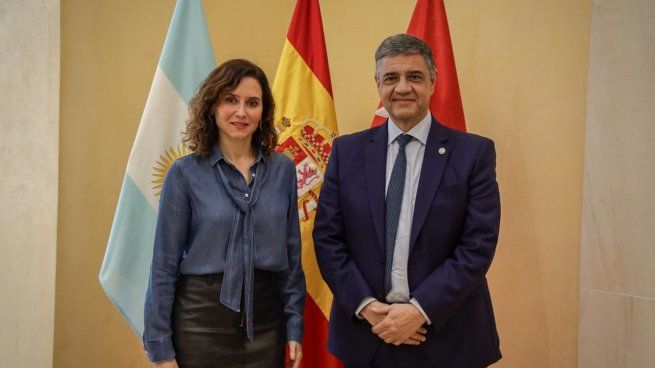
{"left": 579, "top": 0, "right": 655, "bottom": 366}
{"left": 0, "top": 0, "right": 60, "bottom": 367}
{"left": 56, "top": 0, "right": 591, "bottom": 366}
{"left": 450, "top": 2, "right": 590, "bottom": 365}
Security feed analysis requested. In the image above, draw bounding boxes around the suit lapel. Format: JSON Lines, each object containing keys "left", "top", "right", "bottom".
{"left": 410, "top": 119, "right": 450, "bottom": 248}
{"left": 364, "top": 124, "right": 388, "bottom": 253}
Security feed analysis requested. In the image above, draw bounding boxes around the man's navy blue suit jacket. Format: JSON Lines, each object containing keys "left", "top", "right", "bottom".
{"left": 313, "top": 118, "right": 502, "bottom": 368}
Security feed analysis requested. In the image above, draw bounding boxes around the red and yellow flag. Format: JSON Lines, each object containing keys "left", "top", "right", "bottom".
{"left": 372, "top": 0, "right": 466, "bottom": 132}
{"left": 273, "top": 1, "right": 342, "bottom": 367}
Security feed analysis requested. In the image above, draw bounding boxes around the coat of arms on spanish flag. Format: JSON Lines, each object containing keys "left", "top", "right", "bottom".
{"left": 272, "top": 0, "right": 342, "bottom": 367}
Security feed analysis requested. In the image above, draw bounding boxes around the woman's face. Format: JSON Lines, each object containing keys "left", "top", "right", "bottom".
{"left": 213, "top": 76, "right": 263, "bottom": 145}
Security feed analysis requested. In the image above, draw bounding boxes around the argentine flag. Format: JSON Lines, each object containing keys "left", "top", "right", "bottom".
{"left": 99, "top": 0, "right": 215, "bottom": 337}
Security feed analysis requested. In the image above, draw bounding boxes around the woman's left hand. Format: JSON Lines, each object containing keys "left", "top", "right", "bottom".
{"left": 288, "top": 341, "right": 303, "bottom": 368}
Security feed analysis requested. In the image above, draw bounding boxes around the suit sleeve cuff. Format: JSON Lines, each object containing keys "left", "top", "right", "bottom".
{"left": 355, "top": 297, "right": 377, "bottom": 319}
{"left": 410, "top": 297, "right": 432, "bottom": 325}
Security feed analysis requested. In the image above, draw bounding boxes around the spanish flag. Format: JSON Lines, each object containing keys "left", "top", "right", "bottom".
{"left": 272, "top": 0, "right": 342, "bottom": 367}
{"left": 372, "top": 0, "right": 466, "bottom": 132}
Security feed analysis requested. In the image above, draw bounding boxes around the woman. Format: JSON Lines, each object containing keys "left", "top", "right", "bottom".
{"left": 143, "top": 59, "right": 305, "bottom": 368}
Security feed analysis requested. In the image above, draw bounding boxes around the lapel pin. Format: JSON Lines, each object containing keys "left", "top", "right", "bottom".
{"left": 438, "top": 147, "right": 446, "bottom": 155}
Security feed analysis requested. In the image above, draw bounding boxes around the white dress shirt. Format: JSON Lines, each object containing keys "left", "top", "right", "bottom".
{"left": 355, "top": 113, "right": 432, "bottom": 324}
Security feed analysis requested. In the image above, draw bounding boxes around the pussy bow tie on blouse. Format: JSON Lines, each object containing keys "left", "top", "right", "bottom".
{"left": 214, "top": 160, "right": 266, "bottom": 342}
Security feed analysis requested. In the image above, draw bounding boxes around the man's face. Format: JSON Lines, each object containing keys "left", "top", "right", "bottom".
{"left": 375, "top": 53, "right": 435, "bottom": 130}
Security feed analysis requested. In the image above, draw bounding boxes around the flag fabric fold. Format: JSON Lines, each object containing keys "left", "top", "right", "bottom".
{"left": 272, "top": 1, "right": 343, "bottom": 367}
{"left": 372, "top": 0, "right": 466, "bottom": 132}
{"left": 99, "top": 0, "right": 215, "bottom": 337}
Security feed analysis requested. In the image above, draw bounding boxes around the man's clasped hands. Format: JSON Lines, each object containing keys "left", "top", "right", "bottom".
{"left": 360, "top": 300, "right": 428, "bottom": 346}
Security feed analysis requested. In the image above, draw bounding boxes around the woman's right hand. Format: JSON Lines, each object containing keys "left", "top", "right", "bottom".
{"left": 154, "top": 359, "right": 179, "bottom": 368}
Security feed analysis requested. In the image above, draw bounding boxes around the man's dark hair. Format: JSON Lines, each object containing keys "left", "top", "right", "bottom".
{"left": 375, "top": 34, "right": 436, "bottom": 79}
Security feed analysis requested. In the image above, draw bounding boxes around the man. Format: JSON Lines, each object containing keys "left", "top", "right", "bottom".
{"left": 313, "top": 34, "right": 501, "bottom": 368}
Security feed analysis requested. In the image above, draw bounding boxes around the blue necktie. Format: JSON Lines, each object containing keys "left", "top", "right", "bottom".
{"left": 385, "top": 134, "right": 412, "bottom": 294}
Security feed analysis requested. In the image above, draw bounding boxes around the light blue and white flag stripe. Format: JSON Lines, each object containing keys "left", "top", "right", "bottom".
{"left": 99, "top": 0, "right": 215, "bottom": 337}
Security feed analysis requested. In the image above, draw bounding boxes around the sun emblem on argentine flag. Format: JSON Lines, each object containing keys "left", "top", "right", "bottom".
{"left": 151, "top": 144, "right": 190, "bottom": 197}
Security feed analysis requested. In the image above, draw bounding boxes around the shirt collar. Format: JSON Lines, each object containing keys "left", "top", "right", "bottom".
{"left": 387, "top": 113, "right": 432, "bottom": 147}
{"left": 209, "top": 144, "right": 265, "bottom": 167}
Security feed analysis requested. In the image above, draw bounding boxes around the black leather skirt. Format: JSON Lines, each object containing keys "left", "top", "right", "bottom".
{"left": 172, "top": 270, "right": 285, "bottom": 368}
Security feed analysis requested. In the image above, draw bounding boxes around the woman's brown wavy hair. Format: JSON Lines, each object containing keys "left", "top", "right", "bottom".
{"left": 183, "top": 59, "right": 277, "bottom": 156}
